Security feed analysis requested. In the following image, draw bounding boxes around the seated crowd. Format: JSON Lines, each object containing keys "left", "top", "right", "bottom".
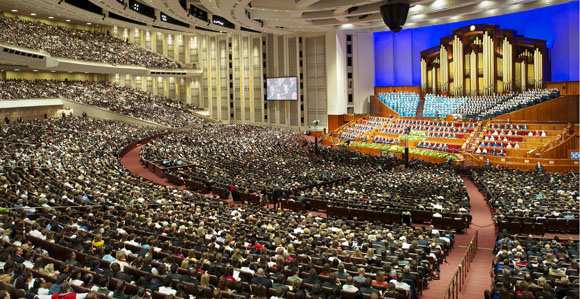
{"left": 476, "top": 89, "right": 559, "bottom": 120}
{"left": 470, "top": 168, "right": 578, "bottom": 222}
{"left": 0, "top": 79, "right": 202, "bottom": 127}
{"left": 141, "top": 124, "right": 393, "bottom": 193}
{"left": 0, "top": 17, "right": 181, "bottom": 69}
{"left": 298, "top": 161, "right": 471, "bottom": 220}
{"left": 486, "top": 232, "right": 578, "bottom": 299}
{"left": 0, "top": 116, "right": 463, "bottom": 299}
{"left": 377, "top": 93, "right": 420, "bottom": 117}
{"left": 422, "top": 94, "right": 466, "bottom": 118}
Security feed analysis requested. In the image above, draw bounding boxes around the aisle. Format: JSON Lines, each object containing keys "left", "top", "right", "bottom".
{"left": 459, "top": 176, "right": 497, "bottom": 298}
{"left": 120, "top": 144, "right": 185, "bottom": 189}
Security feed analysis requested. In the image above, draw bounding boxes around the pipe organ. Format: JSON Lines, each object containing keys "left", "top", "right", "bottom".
{"left": 420, "top": 24, "right": 549, "bottom": 96}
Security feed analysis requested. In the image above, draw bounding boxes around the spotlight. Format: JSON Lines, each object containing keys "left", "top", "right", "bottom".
{"left": 379, "top": 1, "right": 410, "bottom": 33}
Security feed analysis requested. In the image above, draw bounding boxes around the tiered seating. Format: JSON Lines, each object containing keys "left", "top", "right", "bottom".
{"left": 486, "top": 233, "right": 579, "bottom": 299}
{"left": 477, "top": 89, "right": 560, "bottom": 119}
{"left": 471, "top": 167, "right": 578, "bottom": 233}
{"left": 455, "top": 94, "right": 512, "bottom": 119}
{"left": 472, "top": 122, "right": 568, "bottom": 158}
{"left": 422, "top": 94, "right": 466, "bottom": 117}
{"left": 377, "top": 92, "right": 420, "bottom": 116}
{"left": 0, "top": 16, "right": 181, "bottom": 69}
{"left": 0, "top": 79, "right": 203, "bottom": 127}
{"left": 0, "top": 116, "right": 471, "bottom": 299}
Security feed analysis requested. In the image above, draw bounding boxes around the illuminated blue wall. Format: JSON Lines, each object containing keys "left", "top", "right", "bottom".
{"left": 374, "top": 2, "right": 579, "bottom": 86}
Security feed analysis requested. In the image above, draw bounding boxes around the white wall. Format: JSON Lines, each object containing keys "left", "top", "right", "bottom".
{"left": 325, "top": 30, "right": 348, "bottom": 115}
{"left": 353, "top": 32, "right": 375, "bottom": 114}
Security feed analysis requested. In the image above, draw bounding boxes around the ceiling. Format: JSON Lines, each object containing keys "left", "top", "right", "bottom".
{"left": 0, "top": 0, "right": 574, "bottom": 35}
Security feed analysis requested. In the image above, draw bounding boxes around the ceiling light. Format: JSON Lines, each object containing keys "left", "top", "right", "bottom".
{"left": 48, "top": 16, "right": 54, "bottom": 19}
{"left": 86, "top": 22, "right": 92, "bottom": 25}
{"left": 14, "top": 69, "right": 20, "bottom": 71}
{"left": 10, "top": 9, "right": 18, "bottom": 13}
{"left": 33, "top": 69, "right": 38, "bottom": 72}
{"left": 51, "top": 71, "right": 56, "bottom": 73}
{"left": 65, "top": 19, "right": 71, "bottom": 22}
{"left": 30, "top": 13, "right": 37, "bottom": 16}
{"left": 68, "top": 71, "right": 72, "bottom": 73}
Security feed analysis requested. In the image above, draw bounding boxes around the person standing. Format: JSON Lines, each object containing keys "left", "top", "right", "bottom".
{"left": 272, "top": 184, "right": 282, "bottom": 209}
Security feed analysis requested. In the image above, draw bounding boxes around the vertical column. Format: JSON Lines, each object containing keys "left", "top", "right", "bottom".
{"left": 421, "top": 59, "right": 427, "bottom": 92}
{"left": 326, "top": 30, "right": 348, "bottom": 116}
{"left": 521, "top": 61, "right": 526, "bottom": 92}
{"left": 470, "top": 51, "right": 477, "bottom": 96}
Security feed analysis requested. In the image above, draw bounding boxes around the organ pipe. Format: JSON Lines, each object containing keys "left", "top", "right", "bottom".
{"left": 421, "top": 58, "right": 427, "bottom": 91}
{"left": 470, "top": 51, "right": 476, "bottom": 96}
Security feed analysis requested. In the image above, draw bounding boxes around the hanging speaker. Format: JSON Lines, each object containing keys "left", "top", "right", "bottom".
{"left": 379, "top": 2, "right": 410, "bottom": 33}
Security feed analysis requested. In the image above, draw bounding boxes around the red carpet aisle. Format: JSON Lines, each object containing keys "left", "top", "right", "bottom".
{"left": 120, "top": 144, "right": 185, "bottom": 189}
{"left": 459, "top": 176, "right": 498, "bottom": 298}
{"left": 421, "top": 176, "right": 496, "bottom": 299}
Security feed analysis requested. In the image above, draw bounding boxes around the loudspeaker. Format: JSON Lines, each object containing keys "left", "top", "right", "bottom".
{"left": 380, "top": 2, "right": 410, "bottom": 33}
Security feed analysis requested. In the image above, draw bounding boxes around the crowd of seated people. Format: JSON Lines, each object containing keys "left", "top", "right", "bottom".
{"left": 470, "top": 168, "right": 578, "bottom": 223}
{"left": 477, "top": 89, "right": 560, "bottom": 119}
{"left": 299, "top": 160, "right": 471, "bottom": 221}
{"left": 415, "top": 141, "right": 461, "bottom": 152}
{"left": 377, "top": 93, "right": 420, "bottom": 117}
{"left": 340, "top": 132, "right": 357, "bottom": 141}
{"left": 485, "top": 232, "right": 578, "bottom": 299}
{"left": 0, "top": 116, "right": 463, "bottom": 299}
{"left": 0, "top": 79, "right": 202, "bottom": 127}
{"left": 455, "top": 94, "right": 512, "bottom": 119}
{"left": 474, "top": 147, "right": 507, "bottom": 156}
{"left": 486, "top": 129, "right": 547, "bottom": 137}
{"left": 141, "top": 124, "right": 394, "bottom": 193}
{"left": 422, "top": 94, "right": 467, "bottom": 117}
{"left": 373, "top": 136, "right": 398, "bottom": 144}
{"left": 0, "top": 17, "right": 181, "bottom": 69}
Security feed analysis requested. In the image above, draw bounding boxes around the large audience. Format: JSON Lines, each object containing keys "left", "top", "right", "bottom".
{"left": 471, "top": 168, "right": 578, "bottom": 222}
{"left": 0, "top": 80, "right": 203, "bottom": 128}
{"left": 0, "top": 117, "right": 462, "bottom": 299}
{"left": 377, "top": 93, "right": 420, "bottom": 117}
{"left": 486, "top": 232, "right": 579, "bottom": 299}
{"left": 0, "top": 17, "right": 180, "bottom": 69}
{"left": 141, "top": 124, "right": 395, "bottom": 192}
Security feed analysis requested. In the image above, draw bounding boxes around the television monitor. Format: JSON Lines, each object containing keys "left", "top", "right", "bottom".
{"left": 266, "top": 77, "right": 298, "bottom": 100}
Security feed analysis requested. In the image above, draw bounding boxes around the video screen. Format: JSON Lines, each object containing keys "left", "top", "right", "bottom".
{"left": 266, "top": 77, "right": 298, "bottom": 100}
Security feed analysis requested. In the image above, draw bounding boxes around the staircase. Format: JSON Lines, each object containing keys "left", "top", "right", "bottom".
{"left": 415, "top": 95, "right": 425, "bottom": 119}
{"left": 465, "top": 121, "right": 487, "bottom": 152}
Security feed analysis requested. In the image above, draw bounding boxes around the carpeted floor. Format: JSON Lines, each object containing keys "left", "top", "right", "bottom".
{"left": 120, "top": 144, "right": 185, "bottom": 189}
{"left": 119, "top": 145, "right": 578, "bottom": 299}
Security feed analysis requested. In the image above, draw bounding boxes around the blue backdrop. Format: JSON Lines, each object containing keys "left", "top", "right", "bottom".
{"left": 374, "top": 2, "right": 579, "bottom": 86}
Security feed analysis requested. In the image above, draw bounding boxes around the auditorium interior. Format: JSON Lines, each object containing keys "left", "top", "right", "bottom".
{"left": 0, "top": 0, "right": 578, "bottom": 299}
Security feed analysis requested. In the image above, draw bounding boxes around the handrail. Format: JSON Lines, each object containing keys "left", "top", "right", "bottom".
{"left": 443, "top": 230, "right": 479, "bottom": 299}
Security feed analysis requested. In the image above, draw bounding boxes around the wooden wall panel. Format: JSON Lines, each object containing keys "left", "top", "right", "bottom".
{"left": 327, "top": 114, "right": 345, "bottom": 132}
{"left": 544, "top": 81, "right": 580, "bottom": 95}
{"left": 540, "top": 135, "right": 579, "bottom": 159}
{"left": 494, "top": 95, "right": 579, "bottom": 123}
{"left": 375, "top": 86, "right": 422, "bottom": 95}
{"left": 370, "top": 95, "right": 401, "bottom": 117}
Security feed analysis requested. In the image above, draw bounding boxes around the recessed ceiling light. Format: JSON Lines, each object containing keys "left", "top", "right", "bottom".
{"left": 14, "top": 69, "right": 20, "bottom": 71}
{"left": 50, "top": 71, "right": 56, "bottom": 73}
{"left": 86, "top": 22, "right": 92, "bottom": 25}
{"left": 33, "top": 69, "right": 38, "bottom": 72}
{"left": 10, "top": 9, "right": 18, "bottom": 12}
{"left": 48, "top": 16, "right": 54, "bottom": 19}
{"left": 65, "top": 19, "right": 71, "bottom": 22}
{"left": 30, "top": 13, "right": 37, "bottom": 16}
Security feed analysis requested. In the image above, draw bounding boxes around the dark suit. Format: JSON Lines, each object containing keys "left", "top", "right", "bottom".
{"left": 251, "top": 276, "right": 272, "bottom": 288}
